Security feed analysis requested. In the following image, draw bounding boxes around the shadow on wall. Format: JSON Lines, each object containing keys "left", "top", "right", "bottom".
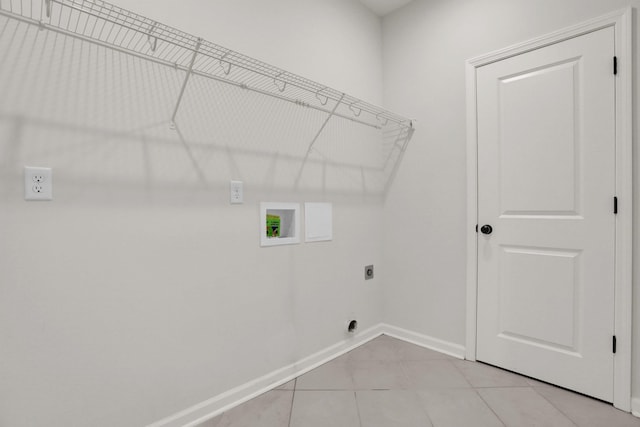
{"left": 0, "top": 15, "right": 412, "bottom": 200}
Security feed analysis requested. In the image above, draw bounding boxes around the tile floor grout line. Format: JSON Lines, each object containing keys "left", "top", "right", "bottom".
{"left": 530, "top": 386, "right": 580, "bottom": 427}
{"left": 447, "top": 357, "right": 476, "bottom": 389}
{"left": 286, "top": 379, "right": 297, "bottom": 427}
{"left": 473, "top": 384, "right": 548, "bottom": 388}
{"left": 409, "top": 389, "right": 437, "bottom": 427}
{"left": 474, "top": 387, "right": 509, "bottom": 427}
{"left": 353, "top": 390, "right": 364, "bottom": 427}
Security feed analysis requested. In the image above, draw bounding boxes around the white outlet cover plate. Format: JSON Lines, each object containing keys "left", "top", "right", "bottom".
{"left": 24, "top": 166, "right": 53, "bottom": 201}
{"left": 230, "top": 180, "right": 243, "bottom": 204}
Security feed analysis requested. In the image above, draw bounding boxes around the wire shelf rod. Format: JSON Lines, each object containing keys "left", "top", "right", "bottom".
{"left": 189, "top": 69, "right": 381, "bottom": 129}
{"left": 0, "top": 8, "right": 382, "bottom": 130}
{"left": 1, "top": 0, "right": 413, "bottom": 129}
{"left": 0, "top": 8, "right": 179, "bottom": 68}
{"left": 64, "top": 1, "right": 406, "bottom": 125}
{"left": 57, "top": 0, "right": 203, "bottom": 52}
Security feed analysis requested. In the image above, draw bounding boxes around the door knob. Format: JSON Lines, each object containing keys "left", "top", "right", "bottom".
{"left": 480, "top": 224, "right": 493, "bottom": 235}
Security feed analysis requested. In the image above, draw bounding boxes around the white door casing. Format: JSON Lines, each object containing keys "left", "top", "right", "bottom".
{"left": 466, "top": 9, "right": 632, "bottom": 410}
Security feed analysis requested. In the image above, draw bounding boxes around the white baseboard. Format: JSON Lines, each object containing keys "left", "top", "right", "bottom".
{"left": 147, "top": 323, "right": 465, "bottom": 427}
{"left": 381, "top": 323, "right": 466, "bottom": 359}
{"left": 632, "top": 397, "right": 640, "bottom": 418}
{"left": 147, "top": 324, "right": 385, "bottom": 427}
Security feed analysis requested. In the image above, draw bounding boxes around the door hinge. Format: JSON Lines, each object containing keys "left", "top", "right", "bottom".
{"left": 613, "top": 56, "right": 618, "bottom": 75}
{"left": 613, "top": 336, "right": 617, "bottom": 354}
{"left": 614, "top": 196, "right": 618, "bottom": 214}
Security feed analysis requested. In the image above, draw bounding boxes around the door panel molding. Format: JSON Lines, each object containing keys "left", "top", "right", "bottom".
{"left": 465, "top": 8, "right": 632, "bottom": 411}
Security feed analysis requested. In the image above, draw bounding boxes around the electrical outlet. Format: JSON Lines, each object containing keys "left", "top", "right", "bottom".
{"left": 365, "top": 265, "right": 374, "bottom": 280}
{"left": 24, "top": 166, "right": 53, "bottom": 201}
{"left": 230, "top": 180, "right": 243, "bottom": 204}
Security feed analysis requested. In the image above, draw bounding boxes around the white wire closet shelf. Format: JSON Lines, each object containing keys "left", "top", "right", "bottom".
{"left": 0, "top": 0, "right": 414, "bottom": 195}
{"left": 0, "top": 0, "right": 414, "bottom": 131}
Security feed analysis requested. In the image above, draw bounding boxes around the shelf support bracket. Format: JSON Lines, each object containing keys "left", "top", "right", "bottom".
{"left": 147, "top": 22, "right": 158, "bottom": 52}
{"left": 383, "top": 125, "right": 414, "bottom": 194}
{"left": 171, "top": 38, "right": 202, "bottom": 126}
{"left": 294, "top": 93, "right": 345, "bottom": 189}
{"left": 382, "top": 126, "right": 410, "bottom": 170}
{"left": 305, "top": 93, "right": 345, "bottom": 155}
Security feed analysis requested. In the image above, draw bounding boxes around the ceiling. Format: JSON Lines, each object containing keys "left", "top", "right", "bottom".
{"left": 358, "top": 0, "right": 414, "bottom": 16}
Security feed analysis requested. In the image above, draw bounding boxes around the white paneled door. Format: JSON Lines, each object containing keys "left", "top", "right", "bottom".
{"left": 476, "top": 27, "right": 616, "bottom": 402}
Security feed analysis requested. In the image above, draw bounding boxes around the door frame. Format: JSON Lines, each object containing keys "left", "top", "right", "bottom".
{"left": 465, "top": 8, "right": 633, "bottom": 411}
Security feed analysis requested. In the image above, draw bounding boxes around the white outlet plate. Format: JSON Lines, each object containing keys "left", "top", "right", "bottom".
{"left": 230, "top": 180, "right": 243, "bottom": 204}
{"left": 24, "top": 166, "right": 53, "bottom": 201}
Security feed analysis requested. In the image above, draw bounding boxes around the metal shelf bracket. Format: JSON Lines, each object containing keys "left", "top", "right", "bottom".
{"left": 171, "top": 38, "right": 203, "bottom": 124}
{"left": 147, "top": 22, "right": 158, "bottom": 52}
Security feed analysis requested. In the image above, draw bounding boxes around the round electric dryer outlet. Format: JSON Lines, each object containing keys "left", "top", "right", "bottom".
{"left": 364, "top": 265, "right": 374, "bottom": 280}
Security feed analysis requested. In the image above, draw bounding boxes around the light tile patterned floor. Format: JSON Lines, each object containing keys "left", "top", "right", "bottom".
{"left": 197, "top": 335, "right": 640, "bottom": 427}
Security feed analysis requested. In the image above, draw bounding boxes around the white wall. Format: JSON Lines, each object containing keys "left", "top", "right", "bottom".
{"left": 3, "top": 1, "right": 635, "bottom": 425}
{"left": 381, "top": 0, "right": 639, "bottom": 408}
{"left": 0, "top": 1, "right": 385, "bottom": 426}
